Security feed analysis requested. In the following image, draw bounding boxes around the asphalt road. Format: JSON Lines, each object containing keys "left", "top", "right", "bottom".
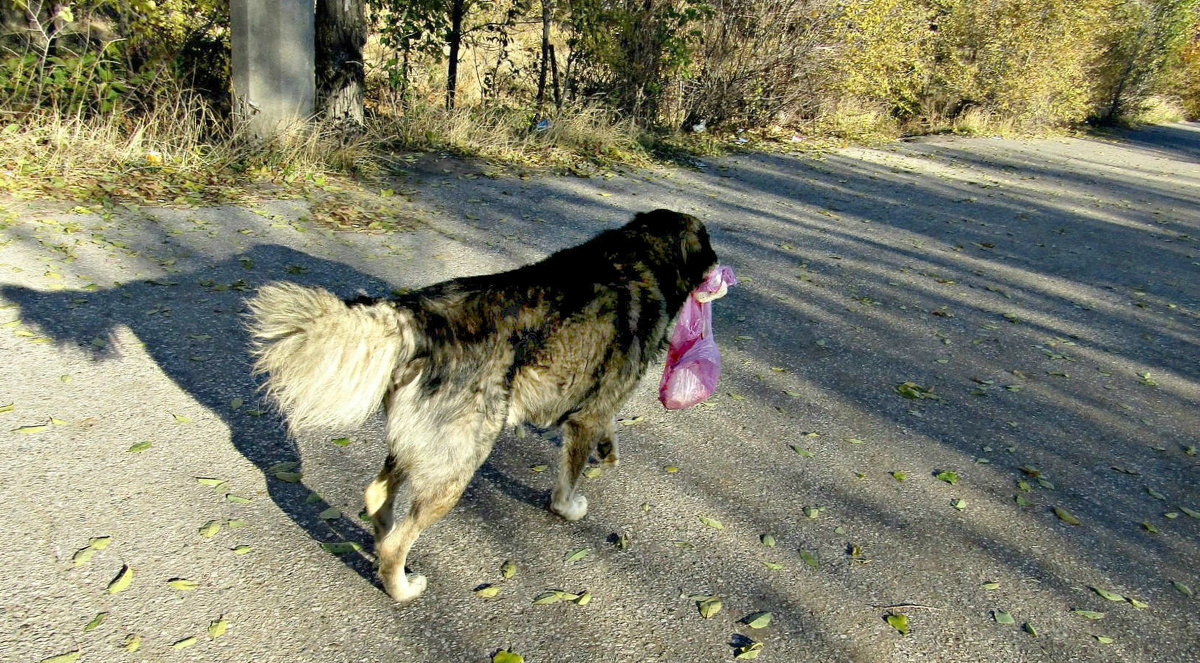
{"left": 3, "top": 124, "right": 1199, "bottom": 662}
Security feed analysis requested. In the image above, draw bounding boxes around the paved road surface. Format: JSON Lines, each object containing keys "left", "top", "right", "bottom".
{"left": 3, "top": 124, "right": 1199, "bottom": 662}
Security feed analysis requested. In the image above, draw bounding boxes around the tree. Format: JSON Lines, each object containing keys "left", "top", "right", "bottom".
{"left": 446, "top": 0, "right": 467, "bottom": 108}
{"left": 537, "top": 0, "right": 553, "bottom": 109}
{"left": 315, "top": 0, "right": 367, "bottom": 129}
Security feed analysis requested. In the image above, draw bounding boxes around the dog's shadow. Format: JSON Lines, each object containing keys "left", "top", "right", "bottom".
{"left": 2, "top": 243, "right": 545, "bottom": 588}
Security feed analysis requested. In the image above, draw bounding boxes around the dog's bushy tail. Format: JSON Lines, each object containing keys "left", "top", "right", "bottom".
{"left": 247, "top": 282, "right": 414, "bottom": 433}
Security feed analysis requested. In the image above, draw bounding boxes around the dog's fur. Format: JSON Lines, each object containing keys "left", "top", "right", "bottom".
{"left": 247, "top": 209, "right": 718, "bottom": 601}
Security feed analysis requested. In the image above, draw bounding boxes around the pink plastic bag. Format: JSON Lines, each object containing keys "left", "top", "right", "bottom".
{"left": 659, "top": 265, "right": 737, "bottom": 409}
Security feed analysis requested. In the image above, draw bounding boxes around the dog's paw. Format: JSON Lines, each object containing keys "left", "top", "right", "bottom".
{"left": 385, "top": 573, "right": 427, "bottom": 603}
{"left": 550, "top": 493, "right": 588, "bottom": 521}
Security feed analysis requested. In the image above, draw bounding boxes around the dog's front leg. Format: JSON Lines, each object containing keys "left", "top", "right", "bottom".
{"left": 596, "top": 418, "right": 619, "bottom": 466}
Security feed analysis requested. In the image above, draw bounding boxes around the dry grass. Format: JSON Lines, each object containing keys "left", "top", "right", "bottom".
{"left": 373, "top": 101, "right": 653, "bottom": 171}
{"left": 0, "top": 91, "right": 386, "bottom": 201}
{"left": 1117, "top": 95, "right": 1186, "bottom": 127}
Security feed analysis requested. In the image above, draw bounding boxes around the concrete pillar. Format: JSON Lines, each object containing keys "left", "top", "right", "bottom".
{"left": 231, "top": 0, "right": 315, "bottom": 138}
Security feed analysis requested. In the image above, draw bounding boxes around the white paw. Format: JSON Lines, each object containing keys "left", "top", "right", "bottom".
{"left": 385, "top": 573, "right": 427, "bottom": 603}
{"left": 550, "top": 493, "right": 588, "bottom": 521}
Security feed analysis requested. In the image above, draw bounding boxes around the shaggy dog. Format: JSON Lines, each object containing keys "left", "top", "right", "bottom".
{"left": 247, "top": 209, "right": 718, "bottom": 601}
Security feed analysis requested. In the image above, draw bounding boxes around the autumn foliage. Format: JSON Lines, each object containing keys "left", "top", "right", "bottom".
{"left": 2, "top": 0, "right": 1198, "bottom": 149}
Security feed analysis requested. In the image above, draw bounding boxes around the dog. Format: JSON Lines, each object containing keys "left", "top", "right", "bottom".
{"left": 246, "top": 209, "right": 719, "bottom": 601}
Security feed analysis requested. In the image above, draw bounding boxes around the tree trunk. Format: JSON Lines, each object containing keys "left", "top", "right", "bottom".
{"left": 536, "top": 0, "right": 551, "bottom": 110}
{"left": 446, "top": 0, "right": 465, "bottom": 109}
{"left": 315, "top": 0, "right": 366, "bottom": 130}
{"left": 549, "top": 44, "right": 562, "bottom": 109}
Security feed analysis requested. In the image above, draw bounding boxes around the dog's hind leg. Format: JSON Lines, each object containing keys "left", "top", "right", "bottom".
{"left": 375, "top": 472, "right": 468, "bottom": 602}
{"left": 364, "top": 454, "right": 404, "bottom": 542}
{"left": 550, "top": 416, "right": 608, "bottom": 521}
{"left": 375, "top": 411, "right": 503, "bottom": 602}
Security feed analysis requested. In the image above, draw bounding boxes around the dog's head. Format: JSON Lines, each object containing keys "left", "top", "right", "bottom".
{"left": 629, "top": 208, "right": 719, "bottom": 289}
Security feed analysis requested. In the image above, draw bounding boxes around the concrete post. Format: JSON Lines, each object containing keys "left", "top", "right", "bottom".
{"left": 231, "top": 0, "right": 315, "bottom": 138}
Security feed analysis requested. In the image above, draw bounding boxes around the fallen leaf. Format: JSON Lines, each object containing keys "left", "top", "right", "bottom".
{"left": 936, "top": 471, "right": 959, "bottom": 485}
{"left": 126, "top": 441, "right": 152, "bottom": 453}
{"left": 532, "top": 590, "right": 579, "bottom": 605}
{"left": 799, "top": 549, "right": 819, "bottom": 568}
{"left": 322, "top": 541, "right": 362, "bottom": 555}
{"left": 895, "top": 381, "right": 941, "bottom": 400}
{"left": 564, "top": 547, "right": 590, "bottom": 563}
{"left": 1172, "top": 580, "right": 1193, "bottom": 597}
{"left": 123, "top": 634, "right": 142, "bottom": 652}
{"left": 196, "top": 477, "right": 225, "bottom": 488}
{"left": 1092, "top": 587, "right": 1125, "bottom": 601}
{"left": 735, "top": 639, "right": 764, "bottom": 659}
{"left": 225, "top": 494, "right": 252, "bottom": 504}
{"left": 698, "top": 596, "right": 722, "bottom": 618}
{"left": 761, "top": 533, "right": 776, "bottom": 548}
{"left": 501, "top": 559, "right": 517, "bottom": 579}
{"left": 168, "top": 578, "right": 198, "bottom": 591}
{"left": 1071, "top": 609, "right": 1105, "bottom": 620}
{"left": 493, "top": 650, "right": 524, "bottom": 663}
{"left": 232, "top": 545, "right": 253, "bottom": 555}
{"left": 39, "top": 651, "right": 80, "bottom": 663}
{"left": 887, "top": 613, "right": 909, "bottom": 635}
{"left": 72, "top": 547, "right": 97, "bottom": 566}
{"left": 476, "top": 584, "right": 501, "bottom": 598}
{"left": 1053, "top": 507, "right": 1081, "bottom": 525}
{"left": 698, "top": 515, "right": 724, "bottom": 529}
{"left": 319, "top": 507, "right": 341, "bottom": 520}
{"left": 274, "top": 471, "right": 303, "bottom": 483}
{"left": 209, "top": 616, "right": 227, "bottom": 639}
{"left": 83, "top": 611, "right": 107, "bottom": 631}
{"left": 108, "top": 565, "right": 133, "bottom": 593}
{"left": 994, "top": 610, "right": 1015, "bottom": 625}
{"left": 172, "top": 636, "right": 198, "bottom": 649}
{"left": 198, "top": 520, "right": 221, "bottom": 537}
{"left": 613, "top": 532, "right": 630, "bottom": 550}
{"left": 743, "top": 611, "right": 773, "bottom": 628}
